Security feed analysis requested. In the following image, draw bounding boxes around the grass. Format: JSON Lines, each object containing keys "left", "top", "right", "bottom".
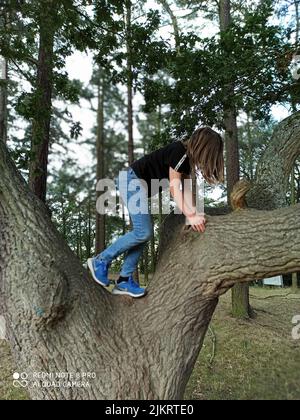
{"left": 185, "top": 287, "right": 300, "bottom": 400}
{"left": 0, "top": 341, "right": 29, "bottom": 400}
{"left": 1, "top": 287, "right": 299, "bottom": 400}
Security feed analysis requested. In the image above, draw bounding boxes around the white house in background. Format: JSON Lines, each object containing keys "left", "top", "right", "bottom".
{"left": 263, "top": 276, "right": 284, "bottom": 287}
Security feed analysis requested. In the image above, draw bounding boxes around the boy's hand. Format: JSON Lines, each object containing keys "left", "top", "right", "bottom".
{"left": 187, "top": 213, "right": 206, "bottom": 233}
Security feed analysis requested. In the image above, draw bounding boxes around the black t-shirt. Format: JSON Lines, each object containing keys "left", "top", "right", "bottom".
{"left": 131, "top": 141, "right": 191, "bottom": 197}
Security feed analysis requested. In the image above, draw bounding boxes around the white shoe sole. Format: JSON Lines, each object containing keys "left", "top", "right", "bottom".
{"left": 112, "top": 288, "right": 146, "bottom": 298}
{"left": 87, "top": 258, "right": 109, "bottom": 288}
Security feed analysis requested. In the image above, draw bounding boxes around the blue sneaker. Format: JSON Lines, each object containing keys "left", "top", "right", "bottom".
{"left": 87, "top": 258, "right": 110, "bottom": 287}
{"left": 112, "top": 276, "right": 147, "bottom": 298}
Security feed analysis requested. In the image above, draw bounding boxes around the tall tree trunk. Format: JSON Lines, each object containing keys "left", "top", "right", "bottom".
{"left": 0, "top": 56, "right": 8, "bottom": 144}
{"left": 246, "top": 115, "right": 255, "bottom": 181}
{"left": 0, "top": 7, "right": 9, "bottom": 144}
{"left": 122, "top": 205, "right": 127, "bottom": 235}
{"left": 151, "top": 216, "right": 156, "bottom": 273}
{"left": 229, "top": 110, "right": 250, "bottom": 318}
{"left": 95, "top": 74, "right": 106, "bottom": 254}
{"left": 86, "top": 196, "right": 92, "bottom": 258}
{"left": 78, "top": 210, "right": 83, "bottom": 261}
{"left": 158, "top": 0, "right": 181, "bottom": 54}
{"left": 143, "top": 242, "right": 149, "bottom": 285}
{"left": 291, "top": 163, "right": 299, "bottom": 292}
{"left": 231, "top": 283, "right": 252, "bottom": 318}
{"left": 125, "top": 1, "right": 140, "bottom": 282}
{"left": 126, "top": 0, "right": 134, "bottom": 166}
{"left": 28, "top": 2, "right": 57, "bottom": 202}
{"left": 157, "top": 105, "right": 163, "bottom": 249}
{"left": 219, "top": 0, "right": 250, "bottom": 318}
{"left": 292, "top": 272, "right": 299, "bottom": 292}
{"left": 158, "top": 188, "right": 163, "bottom": 243}
{"left": 1, "top": 115, "right": 300, "bottom": 399}
{"left": 61, "top": 199, "right": 67, "bottom": 238}
{"left": 295, "top": 0, "right": 300, "bottom": 48}
{"left": 291, "top": 0, "right": 300, "bottom": 112}
{"left": 219, "top": 0, "right": 240, "bottom": 204}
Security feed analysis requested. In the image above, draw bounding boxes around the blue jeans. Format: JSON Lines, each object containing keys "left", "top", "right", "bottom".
{"left": 98, "top": 168, "right": 152, "bottom": 277}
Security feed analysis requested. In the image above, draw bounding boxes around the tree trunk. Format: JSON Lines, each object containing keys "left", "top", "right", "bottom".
{"left": 28, "top": 3, "right": 56, "bottom": 202}
{"left": 61, "top": 198, "right": 67, "bottom": 238}
{"left": 86, "top": 196, "right": 92, "bottom": 258}
{"left": 1, "top": 115, "right": 300, "bottom": 399}
{"left": 246, "top": 115, "right": 255, "bottom": 181}
{"left": 295, "top": 0, "right": 300, "bottom": 48}
{"left": 0, "top": 56, "right": 8, "bottom": 144}
{"left": 248, "top": 113, "right": 300, "bottom": 297}
{"left": 231, "top": 284, "right": 253, "bottom": 318}
{"left": 229, "top": 109, "right": 250, "bottom": 318}
{"left": 247, "top": 113, "right": 300, "bottom": 298}
{"left": 151, "top": 216, "right": 156, "bottom": 273}
{"left": 122, "top": 205, "right": 127, "bottom": 235}
{"left": 219, "top": 0, "right": 250, "bottom": 318}
{"left": 95, "top": 74, "right": 106, "bottom": 254}
{"left": 291, "top": 162, "right": 299, "bottom": 292}
{"left": 0, "top": 6, "right": 10, "bottom": 145}
{"left": 247, "top": 112, "right": 300, "bottom": 209}
{"left": 143, "top": 242, "right": 149, "bottom": 285}
{"left": 126, "top": 1, "right": 134, "bottom": 167}
{"left": 292, "top": 273, "right": 298, "bottom": 292}
{"left": 158, "top": 0, "right": 181, "bottom": 54}
{"left": 219, "top": 0, "right": 240, "bottom": 202}
{"left": 125, "top": 0, "right": 139, "bottom": 282}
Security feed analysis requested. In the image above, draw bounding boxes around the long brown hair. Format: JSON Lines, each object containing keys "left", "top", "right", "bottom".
{"left": 182, "top": 127, "right": 224, "bottom": 185}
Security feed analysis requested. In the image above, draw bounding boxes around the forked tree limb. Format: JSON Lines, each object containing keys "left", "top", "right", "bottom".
{"left": 0, "top": 111, "right": 300, "bottom": 399}
{"left": 246, "top": 111, "right": 300, "bottom": 210}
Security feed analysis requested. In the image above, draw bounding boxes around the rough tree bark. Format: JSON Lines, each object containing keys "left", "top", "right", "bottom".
{"left": 247, "top": 113, "right": 300, "bottom": 293}
{"left": 246, "top": 112, "right": 300, "bottom": 210}
{"left": 0, "top": 115, "right": 300, "bottom": 400}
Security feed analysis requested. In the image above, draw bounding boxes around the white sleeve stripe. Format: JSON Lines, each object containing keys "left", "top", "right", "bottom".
{"left": 174, "top": 153, "right": 187, "bottom": 172}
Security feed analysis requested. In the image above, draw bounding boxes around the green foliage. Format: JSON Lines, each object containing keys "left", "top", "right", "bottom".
{"left": 143, "top": 0, "right": 297, "bottom": 138}
{"left": 3, "top": 0, "right": 299, "bottom": 272}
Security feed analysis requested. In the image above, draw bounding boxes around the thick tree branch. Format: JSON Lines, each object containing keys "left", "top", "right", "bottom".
{"left": 247, "top": 112, "right": 300, "bottom": 209}
{"left": 148, "top": 205, "right": 300, "bottom": 304}
{"left": 0, "top": 112, "right": 300, "bottom": 399}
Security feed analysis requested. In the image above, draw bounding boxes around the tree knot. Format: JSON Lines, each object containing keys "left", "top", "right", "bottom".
{"left": 230, "top": 180, "right": 252, "bottom": 210}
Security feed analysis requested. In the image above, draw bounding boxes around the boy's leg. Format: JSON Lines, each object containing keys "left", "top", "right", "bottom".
{"left": 97, "top": 224, "right": 151, "bottom": 266}
{"left": 89, "top": 228, "right": 148, "bottom": 287}
{"left": 120, "top": 237, "right": 149, "bottom": 278}
{"left": 97, "top": 169, "right": 151, "bottom": 266}
{"left": 89, "top": 167, "right": 151, "bottom": 294}
{"left": 120, "top": 243, "right": 146, "bottom": 278}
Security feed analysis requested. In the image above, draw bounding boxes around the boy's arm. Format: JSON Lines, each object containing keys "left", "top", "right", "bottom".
{"left": 181, "top": 173, "right": 196, "bottom": 217}
{"left": 169, "top": 168, "right": 206, "bottom": 232}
